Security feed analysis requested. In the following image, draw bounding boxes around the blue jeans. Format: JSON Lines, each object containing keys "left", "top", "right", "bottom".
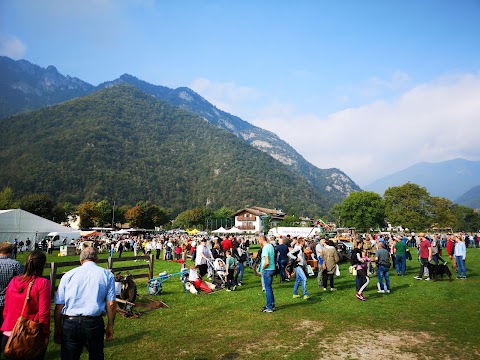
{"left": 61, "top": 316, "right": 105, "bottom": 360}
{"left": 278, "top": 258, "right": 288, "bottom": 282}
{"left": 455, "top": 256, "right": 466, "bottom": 277}
{"left": 377, "top": 265, "right": 390, "bottom": 291}
{"left": 234, "top": 262, "right": 244, "bottom": 284}
{"left": 395, "top": 254, "right": 406, "bottom": 275}
{"left": 293, "top": 266, "right": 308, "bottom": 296}
{"left": 262, "top": 269, "right": 275, "bottom": 310}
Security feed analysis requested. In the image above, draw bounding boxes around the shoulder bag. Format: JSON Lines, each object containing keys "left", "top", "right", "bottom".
{"left": 3, "top": 279, "right": 46, "bottom": 359}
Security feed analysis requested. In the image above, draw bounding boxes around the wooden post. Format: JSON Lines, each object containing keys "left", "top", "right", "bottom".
{"left": 108, "top": 256, "right": 113, "bottom": 272}
{"left": 50, "top": 262, "right": 57, "bottom": 298}
{"left": 148, "top": 254, "right": 154, "bottom": 279}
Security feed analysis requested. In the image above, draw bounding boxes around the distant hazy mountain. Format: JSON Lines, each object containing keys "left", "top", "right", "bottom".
{"left": 455, "top": 185, "right": 480, "bottom": 210}
{"left": 0, "top": 57, "right": 361, "bottom": 207}
{"left": 364, "top": 158, "right": 480, "bottom": 201}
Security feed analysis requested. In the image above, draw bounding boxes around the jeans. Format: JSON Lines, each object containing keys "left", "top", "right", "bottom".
{"left": 377, "top": 265, "right": 390, "bottom": 291}
{"left": 262, "top": 269, "right": 275, "bottom": 310}
{"left": 395, "top": 254, "right": 406, "bottom": 275}
{"left": 293, "top": 266, "right": 308, "bottom": 296}
{"left": 234, "top": 262, "right": 245, "bottom": 284}
{"left": 455, "top": 256, "right": 466, "bottom": 277}
{"left": 278, "top": 258, "right": 288, "bottom": 282}
{"left": 61, "top": 316, "right": 105, "bottom": 360}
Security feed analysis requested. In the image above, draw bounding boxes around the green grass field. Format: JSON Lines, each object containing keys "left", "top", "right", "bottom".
{"left": 14, "top": 246, "right": 480, "bottom": 360}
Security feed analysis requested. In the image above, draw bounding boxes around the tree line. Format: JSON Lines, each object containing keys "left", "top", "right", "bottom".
{"left": 332, "top": 182, "right": 480, "bottom": 232}
{"left": 2, "top": 182, "right": 478, "bottom": 233}
{"left": 0, "top": 186, "right": 235, "bottom": 230}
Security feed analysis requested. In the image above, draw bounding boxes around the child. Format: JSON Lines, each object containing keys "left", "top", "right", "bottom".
{"left": 355, "top": 250, "right": 370, "bottom": 301}
{"left": 225, "top": 250, "right": 237, "bottom": 291}
{"left": 175, "top": 244, "right": 182, "bottom": 260}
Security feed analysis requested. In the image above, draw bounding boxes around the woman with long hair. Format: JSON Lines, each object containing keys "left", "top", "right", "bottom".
{"left": 1, "top": 250, "right": 50, "bottom": 359}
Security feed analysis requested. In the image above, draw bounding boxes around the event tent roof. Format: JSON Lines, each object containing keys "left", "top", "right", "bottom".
{"left": 0, "top": 209, "right": 74, "bottom": 243}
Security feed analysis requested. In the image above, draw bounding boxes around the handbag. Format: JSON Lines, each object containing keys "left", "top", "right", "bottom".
{"left": 3, "top": 279, "right": 46, "bottom": 359}
{"left": 335, "top": 264, "right": 341, "bottom": 277}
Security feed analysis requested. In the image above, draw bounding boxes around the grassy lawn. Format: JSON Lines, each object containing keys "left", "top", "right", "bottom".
{"left": 14, "top": 246, "right": 480, "bottom": 359}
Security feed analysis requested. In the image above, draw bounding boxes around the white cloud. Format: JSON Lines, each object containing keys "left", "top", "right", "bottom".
{"left": 0, "top": 33, "right": 26, "bottom": 59}
{"left": 251, "top": 72, "right": 480, "bottom": 187}
{"left": 189, "top": 77, "right": 262, "bottom": 116}
{"left": 337, "top": 70, "right": 412, "bottom": 102}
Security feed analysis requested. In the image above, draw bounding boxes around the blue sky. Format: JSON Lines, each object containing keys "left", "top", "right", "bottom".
{"left": 1, "top": 0, "right": 480, "bottom": 186}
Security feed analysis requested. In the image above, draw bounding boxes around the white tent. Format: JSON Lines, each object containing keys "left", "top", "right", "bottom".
{"left": 212, "top": 226, "right": 227, "bottom": 234}
{"left": 0, "top": 209, "right": 74, "bottom": 244}
{"left": 226, "top": 226, "right": 244, "bottom": 234}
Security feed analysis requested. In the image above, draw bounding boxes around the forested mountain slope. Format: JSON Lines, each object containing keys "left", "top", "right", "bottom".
{"left": 0, "top": 85, "right": 329, "bottom": 215}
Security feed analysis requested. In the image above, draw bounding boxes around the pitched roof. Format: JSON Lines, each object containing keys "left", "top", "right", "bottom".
{"left": 233, "top": 207, "right": 285, "bottom": 217}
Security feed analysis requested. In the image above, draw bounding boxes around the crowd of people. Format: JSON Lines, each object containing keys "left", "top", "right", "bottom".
{"left": 0, "top": 229, "right": 477, "bottom": 358}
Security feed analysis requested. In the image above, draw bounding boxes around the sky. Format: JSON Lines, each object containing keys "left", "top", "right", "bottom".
{"left": 1, "top": 0, "right": 480, "bottom": 186}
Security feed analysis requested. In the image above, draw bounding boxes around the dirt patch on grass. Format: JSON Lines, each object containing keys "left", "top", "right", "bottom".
{"left": 227, "top": 324, "right": 473, "bottom": 359}
{"left": 323, "top": 329, "right": 435, "bottom": 359}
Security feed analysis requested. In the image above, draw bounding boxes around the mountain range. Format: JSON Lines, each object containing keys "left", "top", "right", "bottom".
{"left": 0, "top": 84, "right": 332, "bottom": 215}
{"left": 364, "top": 158, "right": 480, "bottom": 207}
{"left": 0, "top": 56, "right": 360, "bottom": 209}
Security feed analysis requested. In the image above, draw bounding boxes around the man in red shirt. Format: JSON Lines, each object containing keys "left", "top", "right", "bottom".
{"left": 446, "top": 236, "right": 457, "bottom": 271}
{"left": 221, "top": 236, "right": 234, "bottom": 252}
{"left": 414, "top": 233, "right": 432, "bottom": 280}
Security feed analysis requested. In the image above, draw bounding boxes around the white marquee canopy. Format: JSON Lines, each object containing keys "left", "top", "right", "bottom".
{"left": 0, "top": 209, "right": 74, "bottom": 244}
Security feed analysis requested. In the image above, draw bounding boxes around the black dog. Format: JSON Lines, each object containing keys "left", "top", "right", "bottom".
{"left": 427, "top": 262, "right": 452, "bottom": 281}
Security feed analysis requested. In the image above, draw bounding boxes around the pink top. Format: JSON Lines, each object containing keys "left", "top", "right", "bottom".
{"left": 1, "top": 275, "right": 51, "bottom": 337}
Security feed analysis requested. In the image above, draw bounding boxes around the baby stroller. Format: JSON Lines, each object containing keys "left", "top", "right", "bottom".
{"left": 207, "top": 258, "right": 227, "bottom": 289}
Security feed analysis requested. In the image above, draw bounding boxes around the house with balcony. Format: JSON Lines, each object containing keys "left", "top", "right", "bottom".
{"left": 232, "top": 206, "right": 285, "bottom": 234}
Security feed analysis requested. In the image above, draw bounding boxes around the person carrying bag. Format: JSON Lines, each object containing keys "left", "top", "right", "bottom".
{"left": 1, "top": 251, "right": 50, "bottom": 360}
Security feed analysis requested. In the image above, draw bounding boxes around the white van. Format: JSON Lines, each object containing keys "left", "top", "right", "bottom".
{"left": 46, "top": 231, "right": 81, "bottom": 248}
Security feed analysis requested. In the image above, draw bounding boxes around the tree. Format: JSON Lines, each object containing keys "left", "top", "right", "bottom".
{"left": 384, "top": 183, "right": 432, "bottom": 231}
{"left": 136, "top": 201, "right": 169, "bottom": 228}
{"left": 125, "top": 206, "right": 145, "bottom": 228}
{"left": 173, "top": 208, "right": 209, "bottom": 229}
{"left": 96, "top": 200, "right": 113, "bottom": 227}
{"left": 0, "top": 187, "right": 14, "bottom": 209}
{"left": 18, "top": 193, "right": 55, "bottom": 220}
{"left": 77, "top": 202, "right": 99, "bottom": 228}
{"left": 430, "top": 197, "right": 457, "bottom": 228}
{"left": 52, "top": 202, "right": 76, "bottom": 225}
{"left": 213, "top": 207, "right": 234, "bottom": 220}
{"left": 452, "top": 205, "right": 480, "bottom": 232}
{"left": 333, "top": 191, "right": 386, "bottom": 231}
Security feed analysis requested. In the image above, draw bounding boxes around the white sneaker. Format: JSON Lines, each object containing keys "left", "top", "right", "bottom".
{"left": 385, "top": 289, "right": 391, "bottom": 293}
{"left": 425, "top": 277, "right": 430, "bottom": 281}
{"left": 378, "top": 290, "right": 385, "bottom": 293}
